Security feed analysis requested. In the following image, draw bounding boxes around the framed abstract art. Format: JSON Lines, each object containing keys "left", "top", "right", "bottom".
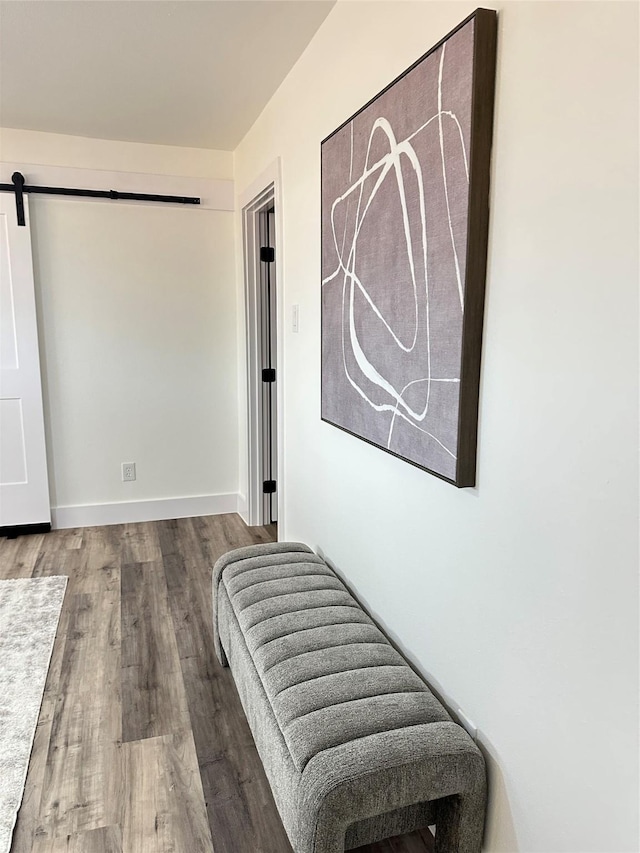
{"left": 321, "top": 9, "right": 497, "bottom": 487}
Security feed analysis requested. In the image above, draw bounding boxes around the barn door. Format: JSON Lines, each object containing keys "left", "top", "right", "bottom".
{"left": 0, "top": 193, "right": 51, "bottom": 531}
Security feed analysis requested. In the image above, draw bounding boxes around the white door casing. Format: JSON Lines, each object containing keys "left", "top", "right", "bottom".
{"left": 240, "top": 159, "right": 284, "bottom": 530}
{"left": 0, "top": 192, "right": 51, "bottom": 527}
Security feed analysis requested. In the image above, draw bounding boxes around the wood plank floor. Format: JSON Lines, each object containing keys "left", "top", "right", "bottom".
{"left": 0, "top": 514, "right": 434, "bottom": 853}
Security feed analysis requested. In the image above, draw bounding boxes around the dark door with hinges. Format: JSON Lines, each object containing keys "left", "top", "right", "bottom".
{"left": 259, "top": 209, "right": 277, "bottom": 524}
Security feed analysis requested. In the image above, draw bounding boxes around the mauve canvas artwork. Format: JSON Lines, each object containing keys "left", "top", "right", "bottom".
{"left": 321, "top": 14, "right": 493, "bottom": 485}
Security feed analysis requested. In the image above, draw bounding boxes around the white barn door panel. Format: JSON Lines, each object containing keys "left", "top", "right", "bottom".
{"left": 0, "top": 193, "right": 50, "bottom": 528}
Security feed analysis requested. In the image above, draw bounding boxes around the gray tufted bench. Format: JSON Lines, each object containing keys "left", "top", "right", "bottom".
{"left": 212, "top": 541, "right": 486, "bottom": 853}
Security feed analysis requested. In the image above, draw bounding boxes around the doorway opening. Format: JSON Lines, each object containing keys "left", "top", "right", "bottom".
{"left": 243, "top": 185, "right": 278, "bottom": 531}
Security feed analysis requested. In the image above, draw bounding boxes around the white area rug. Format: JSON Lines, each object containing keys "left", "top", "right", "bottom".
{"left": 0, "top": 575, "right": 67, "bottom": 853}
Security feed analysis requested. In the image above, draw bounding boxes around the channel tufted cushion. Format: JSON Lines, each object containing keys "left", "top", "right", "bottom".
{"left": 212, "top": 542, "right": 487, "bottom": 853}
{"left": 218, "top": 548, "right": 451, "bottom": 774}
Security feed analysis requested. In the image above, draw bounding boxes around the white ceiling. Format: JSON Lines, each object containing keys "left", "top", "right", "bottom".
{"left": 0, "top": 1, "right": 335, "bottom": 150}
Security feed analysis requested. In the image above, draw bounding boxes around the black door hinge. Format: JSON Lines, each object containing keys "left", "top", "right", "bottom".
{"left": 263, "top": 480, "right": 276, "bottom": 494}
{"left": 260, "top": 246, "right": 275, "bottom": 263}
{"left": 261, "top": 368, "right": 276, "bottom": 383}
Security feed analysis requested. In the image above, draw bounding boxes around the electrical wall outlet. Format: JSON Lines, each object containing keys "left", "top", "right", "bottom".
{"left": 122, "top": 462, "right": 136, "bottom": 482}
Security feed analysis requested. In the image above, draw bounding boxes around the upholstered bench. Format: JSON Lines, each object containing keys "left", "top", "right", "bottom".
{"left": 212, "top": 541, "right": 486, "bottom": 853}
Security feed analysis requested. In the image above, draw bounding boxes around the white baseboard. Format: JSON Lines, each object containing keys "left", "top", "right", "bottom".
{"left": 237, "top": 493, "right": 249, "bottom": 526}
{"left": 51, "top": 493, "right": 240, "bottom": 529}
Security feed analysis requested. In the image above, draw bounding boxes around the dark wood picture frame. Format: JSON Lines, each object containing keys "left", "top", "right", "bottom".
{"left": 320, "top": 8, "right": 497, "bottom": 487}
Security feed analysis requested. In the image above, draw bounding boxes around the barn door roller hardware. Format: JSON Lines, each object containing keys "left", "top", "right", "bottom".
{"left": 0, "top": 171, "right": 201, "bottom": 226}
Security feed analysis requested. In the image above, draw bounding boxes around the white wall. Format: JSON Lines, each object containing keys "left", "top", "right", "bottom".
{"left": 1, "top": 130, "right": 240, "bottom": 525}
{"left": 0, "top": 127, "right": 233, "bottom": 179}
{"left": 234, "top": 3, "right": 639, "bottom": 851}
